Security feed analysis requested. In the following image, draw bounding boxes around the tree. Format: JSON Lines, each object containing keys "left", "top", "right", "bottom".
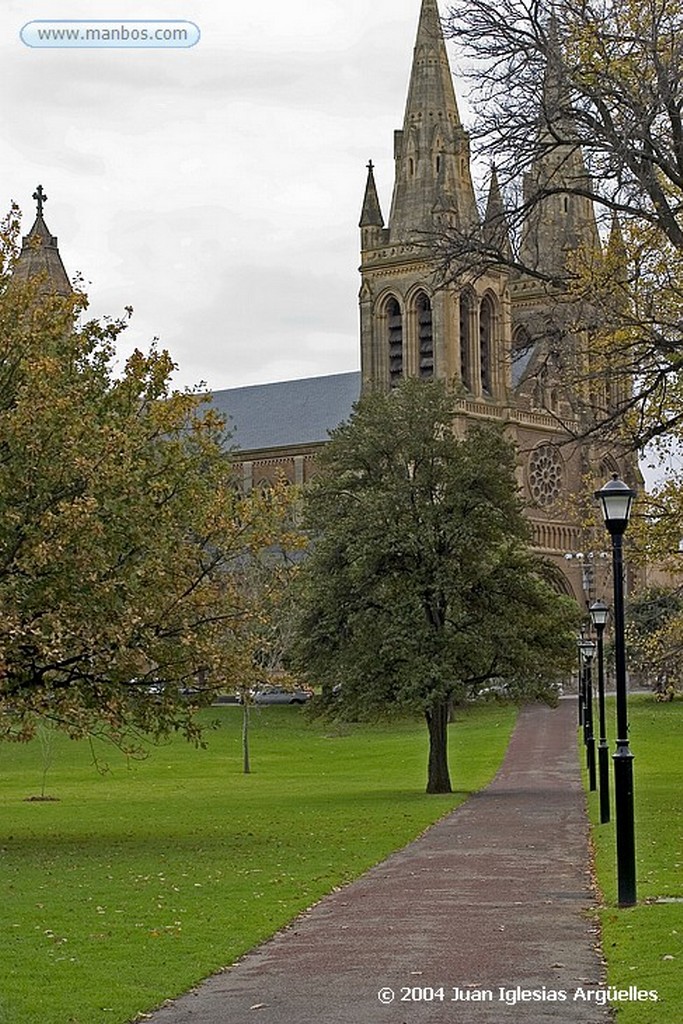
{"left": 624, "top": 586, "right": 682, "bottom": 693}
{"left": 233, "top": 545, "right": 304, "bottom": 774}
{"left": 0, "top": 208, "right": 296, "bottom": 751}
{"left": 292, "top": 379, "right": 578, "bottom": 793}
{"left": 437, "top": 0, "right": 683, "bottom": 447}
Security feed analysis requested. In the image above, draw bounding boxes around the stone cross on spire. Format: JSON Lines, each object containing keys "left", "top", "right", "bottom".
{"left": 32, "top": 185, "right": 47, "bottom": 217}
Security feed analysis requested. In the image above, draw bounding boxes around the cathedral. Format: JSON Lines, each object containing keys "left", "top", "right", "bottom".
{"left": 210, "top": 0, "right": 636, "bottom": 604}
{"left": 13, "top": 0, "right": 637, "bottom": 605}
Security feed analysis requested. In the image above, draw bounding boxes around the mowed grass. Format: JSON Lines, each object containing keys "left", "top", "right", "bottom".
{"left": 0, "top": 702, "right": 517, "bottom": 1024}
{"left": 585, "top": 695, "right": 683, "bottom": 1023}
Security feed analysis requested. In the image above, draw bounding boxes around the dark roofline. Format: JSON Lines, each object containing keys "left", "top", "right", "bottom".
{"left": 209, "top": 370, "right": 362, "bottom": 452}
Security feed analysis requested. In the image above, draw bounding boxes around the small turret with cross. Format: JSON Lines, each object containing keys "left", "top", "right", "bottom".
{"left": 32, "top": 185, "right": 47, "bottom": 217}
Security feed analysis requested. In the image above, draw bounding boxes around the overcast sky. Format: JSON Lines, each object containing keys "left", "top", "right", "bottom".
{"left": 1, "top": 0, "right": 474, "bottom": 393}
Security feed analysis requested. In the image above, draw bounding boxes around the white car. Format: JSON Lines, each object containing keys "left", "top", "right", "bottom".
{"left": 251, "top": 685, "right": 313, "bottom": 705}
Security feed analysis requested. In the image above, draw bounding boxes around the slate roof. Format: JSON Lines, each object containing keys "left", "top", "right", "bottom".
{"left": 209, "top": 371, "right": 362, "bottom": 452}
{"left": 511, "top": 346, "right": 535, "bottom": 387}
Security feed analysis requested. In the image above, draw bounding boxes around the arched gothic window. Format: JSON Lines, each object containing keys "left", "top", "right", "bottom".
{"left": 479, "top": 296, "right": 494, "bottom": 395}
{"left": 415, "top": 292, "right": 434, "bottom": 379}
{"left": 459, "top": 291, "right": 473, "bottom": 390}
{"left": 386, "top": 296, "right": 403, "bottom": 386}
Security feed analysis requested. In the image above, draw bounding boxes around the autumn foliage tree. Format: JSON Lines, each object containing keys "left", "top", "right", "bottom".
{"left": 292, "top": 379, "right": 578, "bottom": 794}
{"left": 622, "top": 586, "right": 683, "bottom": 692}
{"left": 0, "top": 207, "right": 295, "bottom": 749}
{"left": 439, "top": 0, "right": 683, "bottom": 447}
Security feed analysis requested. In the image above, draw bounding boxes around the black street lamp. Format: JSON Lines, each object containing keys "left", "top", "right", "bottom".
{"left": 577, "top": 641, "right": 585, "bottom": 728}
{"left": 595, "top": 474, "right": 637, "bottom": 907}
{"left": 590, "top": 599, "right": 610, "bottom": 824}
{"left": 578, "top": 637, "right": 597, "bottom": 791}
{"left": 578, "top": 635, "right": 589, "bottom": 743}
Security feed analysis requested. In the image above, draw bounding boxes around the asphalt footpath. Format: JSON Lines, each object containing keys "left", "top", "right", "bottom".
{"left": 141, "top": 700, "right": 611, "bottom": 1024}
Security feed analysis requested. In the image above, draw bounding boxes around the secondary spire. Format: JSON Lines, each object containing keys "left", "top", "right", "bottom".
{"left": 12, "top": 186, "right": 72, "bottom": 296}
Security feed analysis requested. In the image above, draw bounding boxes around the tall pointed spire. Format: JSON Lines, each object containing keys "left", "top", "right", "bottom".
{"left": 12, "top": 186, "right": 71, "bottom": 296}
{"left": 387, "top": 0, "right": 478, "bottom": 241}
{"left": 540, "top": 14, "right": 566, "bottom": 130}
{"left": 402, "top": 0, "right": 462, "bottom": 129}
{"left": 518, "top": 20, "right": 600, "bottom": 276}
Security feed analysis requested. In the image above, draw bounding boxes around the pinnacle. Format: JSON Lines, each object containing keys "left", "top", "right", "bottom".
{"left": 359, "top": 160, "right": 384, "bottom": 228}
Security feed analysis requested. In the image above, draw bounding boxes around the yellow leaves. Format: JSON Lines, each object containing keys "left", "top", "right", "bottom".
{"left": 0, "top": 247, "right": 305, "bottom": 746}
{"left": 0, "top": 203, "right": 21, "bottom": 278}
{"left": 632, "top": 482, "right": 683, "bottom": 573}
{"left": 563, "top": 0, "right": 680, "bottom": 99}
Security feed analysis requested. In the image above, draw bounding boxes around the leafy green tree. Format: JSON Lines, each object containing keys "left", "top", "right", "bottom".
{"left": 293, "top": 379, "right": 578, "bottom": 793}
{"left": 0, "top": 208, "right": 295, "bottom": 750}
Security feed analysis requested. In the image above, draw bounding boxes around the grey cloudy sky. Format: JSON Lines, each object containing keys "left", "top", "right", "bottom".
{"left": 1, "top": 0, "right": 473, "bottom": 392}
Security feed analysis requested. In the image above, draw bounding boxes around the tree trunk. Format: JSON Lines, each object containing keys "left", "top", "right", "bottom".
{"left": 425, "top": 701, "right": 452, "bottom": 793}
{"left": 242, "top": 700, "right": 251, "bottom": 774}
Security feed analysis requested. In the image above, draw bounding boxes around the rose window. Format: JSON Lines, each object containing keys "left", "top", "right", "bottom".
{"left": 528, "top": 445, "right": 564, "bottom": 508}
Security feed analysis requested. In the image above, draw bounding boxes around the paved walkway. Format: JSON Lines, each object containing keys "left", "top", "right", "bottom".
{"left": 143, "top": 700, "right": 610, "bottom": 1023}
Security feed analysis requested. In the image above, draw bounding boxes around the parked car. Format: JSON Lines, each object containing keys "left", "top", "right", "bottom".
{"left": 250, "top": 684, "right": 313, "bottom": 705}
{"left": 211, "top": 692, "right": 240, "bottom": 705}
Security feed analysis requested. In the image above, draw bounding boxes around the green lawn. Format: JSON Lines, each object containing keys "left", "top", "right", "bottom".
{"left": 584, "top": 695, "right": 683, "bottom": 1023}
{"left": 0, "top": 702, "right": 517, "bottom": 1024}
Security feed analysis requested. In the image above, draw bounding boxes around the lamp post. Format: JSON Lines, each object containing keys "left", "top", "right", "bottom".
{"left": 577, "top": 634, "right": 589, "bottom": 741}
{"left": 577, "top": 642, "right": 585, "bottom": 728}
{"left": 595, "top": 474, "right": 637, "bottom": 907}
{"left": 590, "top": 599, "right": 610, "bottom": 824}
{"left": 578, "top": 637, "right": 597, "bottom": 791}
{"left": 564, "top": 550, "right": 609, "bottom": 724}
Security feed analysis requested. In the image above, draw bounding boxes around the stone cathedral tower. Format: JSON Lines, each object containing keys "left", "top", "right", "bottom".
{"left": 359, "top": 0, "right": 503, "bottom": 398}
{"left": 358, "top": 0, "right": 636, "bottom": 603}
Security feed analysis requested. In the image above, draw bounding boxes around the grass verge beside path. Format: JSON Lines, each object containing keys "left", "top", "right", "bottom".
{"left": 584, "top": 695, "right": 682, "bottom": 1023}
{"left": 0, "top": 702, "right": 517, "bottom": 1024}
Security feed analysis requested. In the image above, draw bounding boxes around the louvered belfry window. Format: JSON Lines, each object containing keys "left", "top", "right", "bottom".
{"left": 480, "top": 296, "right": 493, "bottom": 395}
{"left": 387, "top": 297, "right": 403, "bottom": 386}
{"left": 416, "top": 292, "right": 434, "bottom": 379}
{"left": 459, "top": 292, "right": 472, "bottom": 390}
